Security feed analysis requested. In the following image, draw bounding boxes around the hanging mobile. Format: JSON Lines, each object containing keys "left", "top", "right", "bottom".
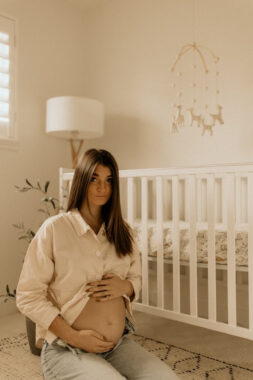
{"left": 169, "top": 0, "right": 223, "bottom": 136}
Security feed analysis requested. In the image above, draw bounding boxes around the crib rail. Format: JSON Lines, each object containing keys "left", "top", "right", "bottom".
{"left": 59, "top": 163, "right": 253, "bottom": 341}
{"left": 248, "top": 174, "right": 253, "bottom": 330}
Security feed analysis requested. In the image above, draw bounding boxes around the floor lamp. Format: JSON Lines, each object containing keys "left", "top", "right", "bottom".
{"left": 46, "top": 96, "right": 104, "bottom": 168}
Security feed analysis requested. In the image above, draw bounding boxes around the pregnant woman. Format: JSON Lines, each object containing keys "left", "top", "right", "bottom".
{"left": 16, "top": 149, "right": 178, "bottom": 379}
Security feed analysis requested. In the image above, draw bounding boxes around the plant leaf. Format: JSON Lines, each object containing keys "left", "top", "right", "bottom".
{"left": 18, "top": 236, "right": 28, "bottom": 240}
{"left": 13, "top": 223, "right": 22, "bottom": 229}
{"left": 50, "top": 200, "right": 56, "bottom": 209}
{"left": 25, "top": 179, "right": 33, "bottom": 187}
{"left": 13, "top": 222, "right": 24, "bottom": 229}
{"left": 44, "top": 181, "right": 50, "bottom": 193}
{"left": 37, "top": 208, "right": 47, "bottom": 214}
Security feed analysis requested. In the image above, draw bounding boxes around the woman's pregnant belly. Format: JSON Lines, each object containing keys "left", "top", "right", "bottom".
{"left": 71, "top": 296, "right": 126, "bottom": 344}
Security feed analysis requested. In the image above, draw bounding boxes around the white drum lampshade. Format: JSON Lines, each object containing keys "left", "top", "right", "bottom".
{"left": 46, "top": 96, "right": 104, "bottom": 168}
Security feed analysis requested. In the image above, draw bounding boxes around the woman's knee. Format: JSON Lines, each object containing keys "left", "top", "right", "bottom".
{"left": 108, "top": 338, "right": 179, "bottom": 379}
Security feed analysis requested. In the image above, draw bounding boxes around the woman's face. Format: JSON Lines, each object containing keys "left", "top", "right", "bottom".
{"left": 87, "top": 164, "right": 113, "bottom": 207}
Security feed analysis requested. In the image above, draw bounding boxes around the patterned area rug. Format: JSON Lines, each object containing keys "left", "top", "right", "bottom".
{"left": 0, "top": 333, "right": 252, "bottom": 380}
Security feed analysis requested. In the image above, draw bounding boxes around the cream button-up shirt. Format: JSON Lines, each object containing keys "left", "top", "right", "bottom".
{"left": 16, "top": 208, "right": 142, "bottom": 348}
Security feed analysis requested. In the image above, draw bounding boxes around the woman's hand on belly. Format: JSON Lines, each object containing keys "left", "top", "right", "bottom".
{"left": 72, "top": 328, "right": 115, "bottom": 353}
{"left": 87, "top": 273, "right": 133, "bottom": 301}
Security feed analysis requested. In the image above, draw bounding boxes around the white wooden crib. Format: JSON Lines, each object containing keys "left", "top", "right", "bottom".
{"left": 59, "top": 163, "right": 253, "bottom": 341}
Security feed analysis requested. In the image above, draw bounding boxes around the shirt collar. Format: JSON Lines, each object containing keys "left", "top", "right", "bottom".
{"left": 68, "top": 208, "right": 105, "bottom": 237}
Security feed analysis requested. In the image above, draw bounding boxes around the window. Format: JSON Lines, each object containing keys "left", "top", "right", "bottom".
{"left": 0, "top": 14, "right": 16, "bottom": 147}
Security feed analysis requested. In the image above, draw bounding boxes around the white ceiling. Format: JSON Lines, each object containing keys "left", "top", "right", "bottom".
{"left": 64, "top": 0, "right": 110, "bottom": 11}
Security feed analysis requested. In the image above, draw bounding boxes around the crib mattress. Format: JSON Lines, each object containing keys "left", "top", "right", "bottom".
{"left": 132, "top": 221, "right": 248, "bottom": 266}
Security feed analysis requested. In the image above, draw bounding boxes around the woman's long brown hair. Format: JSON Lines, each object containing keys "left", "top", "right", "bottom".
{"left": 67, "top": 149, "right": 134, "bottom": 257}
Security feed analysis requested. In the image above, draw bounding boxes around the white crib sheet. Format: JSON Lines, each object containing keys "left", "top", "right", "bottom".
{"left": 132, "top": 220, "right": 248, "bottom": 266}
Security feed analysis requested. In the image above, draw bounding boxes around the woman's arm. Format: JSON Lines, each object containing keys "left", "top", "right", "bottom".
{"left": 49, "top": 315, "right": 80, "bottom": 345}
{"left": 16, "top": 221, "right": 60, "bottom": 330}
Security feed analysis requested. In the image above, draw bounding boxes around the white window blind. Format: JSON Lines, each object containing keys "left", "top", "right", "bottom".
{"left": 0, "top": 15, "right": 15, "bottom": 141}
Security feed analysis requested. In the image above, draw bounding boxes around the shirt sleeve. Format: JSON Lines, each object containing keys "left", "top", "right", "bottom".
{"left": 125, "top": 236, "right": 142, "bottom": 302}
{"left": 16, "top": 220, "right": 60, "bottom": 330}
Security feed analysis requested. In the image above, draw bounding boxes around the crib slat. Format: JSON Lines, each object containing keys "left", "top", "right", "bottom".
{"left": 127, "top": 177, "right": 134, "bottom": 226}
{"left": 242, "top": 177, "right": 247, "bottom": 225}
{"left": 141, "top": 177, "right": 149, "bottom": 305}
{"left": 235, "top": 174, "right": 241, "bottom": 225}
{"left": 222, "top": 176, "right": 227, "bottom": 226}
{"left": 156, "top": 176, "right": 164, "bottom": 308}
{"left": 188, "top": 175, "right": 198, "bottom": 317}
{"left": 207, "top": 174, "right": 216, "bottom": 321}
{"left": 226, "top": 174, "right": 237, "bottom": 326}
{"left": 172, "top": 176, "right": 180, "bottom": 312}
{"left": 184, "top": 179, "right": 189, "bottom": 222}
{"left": 197, "top": 178, "right": 201, "bottom": 222}
{"left": 248, "top": 173, "right": 253, "bottom": 330}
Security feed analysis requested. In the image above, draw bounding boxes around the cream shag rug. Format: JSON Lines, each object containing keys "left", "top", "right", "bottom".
{"left": 0, "top": 333, "right": 252, "bottom": 380}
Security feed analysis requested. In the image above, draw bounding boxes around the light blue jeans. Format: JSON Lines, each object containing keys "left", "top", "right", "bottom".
{"left": 40, "top": 318, "right": 179, "bottom": 380}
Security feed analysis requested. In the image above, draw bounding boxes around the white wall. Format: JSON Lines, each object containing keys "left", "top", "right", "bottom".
{"left": 0, "top": 0, "right": 87, "bottom": 316}
{"left": 83, "top": 0, "right": 253, "bottom": 169}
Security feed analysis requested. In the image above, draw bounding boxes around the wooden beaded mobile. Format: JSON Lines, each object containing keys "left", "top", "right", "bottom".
{"left": 170, "top": 42, "right": 223, "bottom": 136}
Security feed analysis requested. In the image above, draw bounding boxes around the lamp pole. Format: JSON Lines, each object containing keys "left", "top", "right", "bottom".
{"left": 70, "top": 138, "right": 84, "bottom": 169}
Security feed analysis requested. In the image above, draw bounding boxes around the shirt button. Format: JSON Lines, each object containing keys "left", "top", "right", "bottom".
{"left": 96, "top": 250, "right": 101, "bottom": 257}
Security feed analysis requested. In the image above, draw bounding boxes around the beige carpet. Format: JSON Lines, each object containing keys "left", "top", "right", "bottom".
{"left": 0, "top": 333, "right": 253, "bottom": 379}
